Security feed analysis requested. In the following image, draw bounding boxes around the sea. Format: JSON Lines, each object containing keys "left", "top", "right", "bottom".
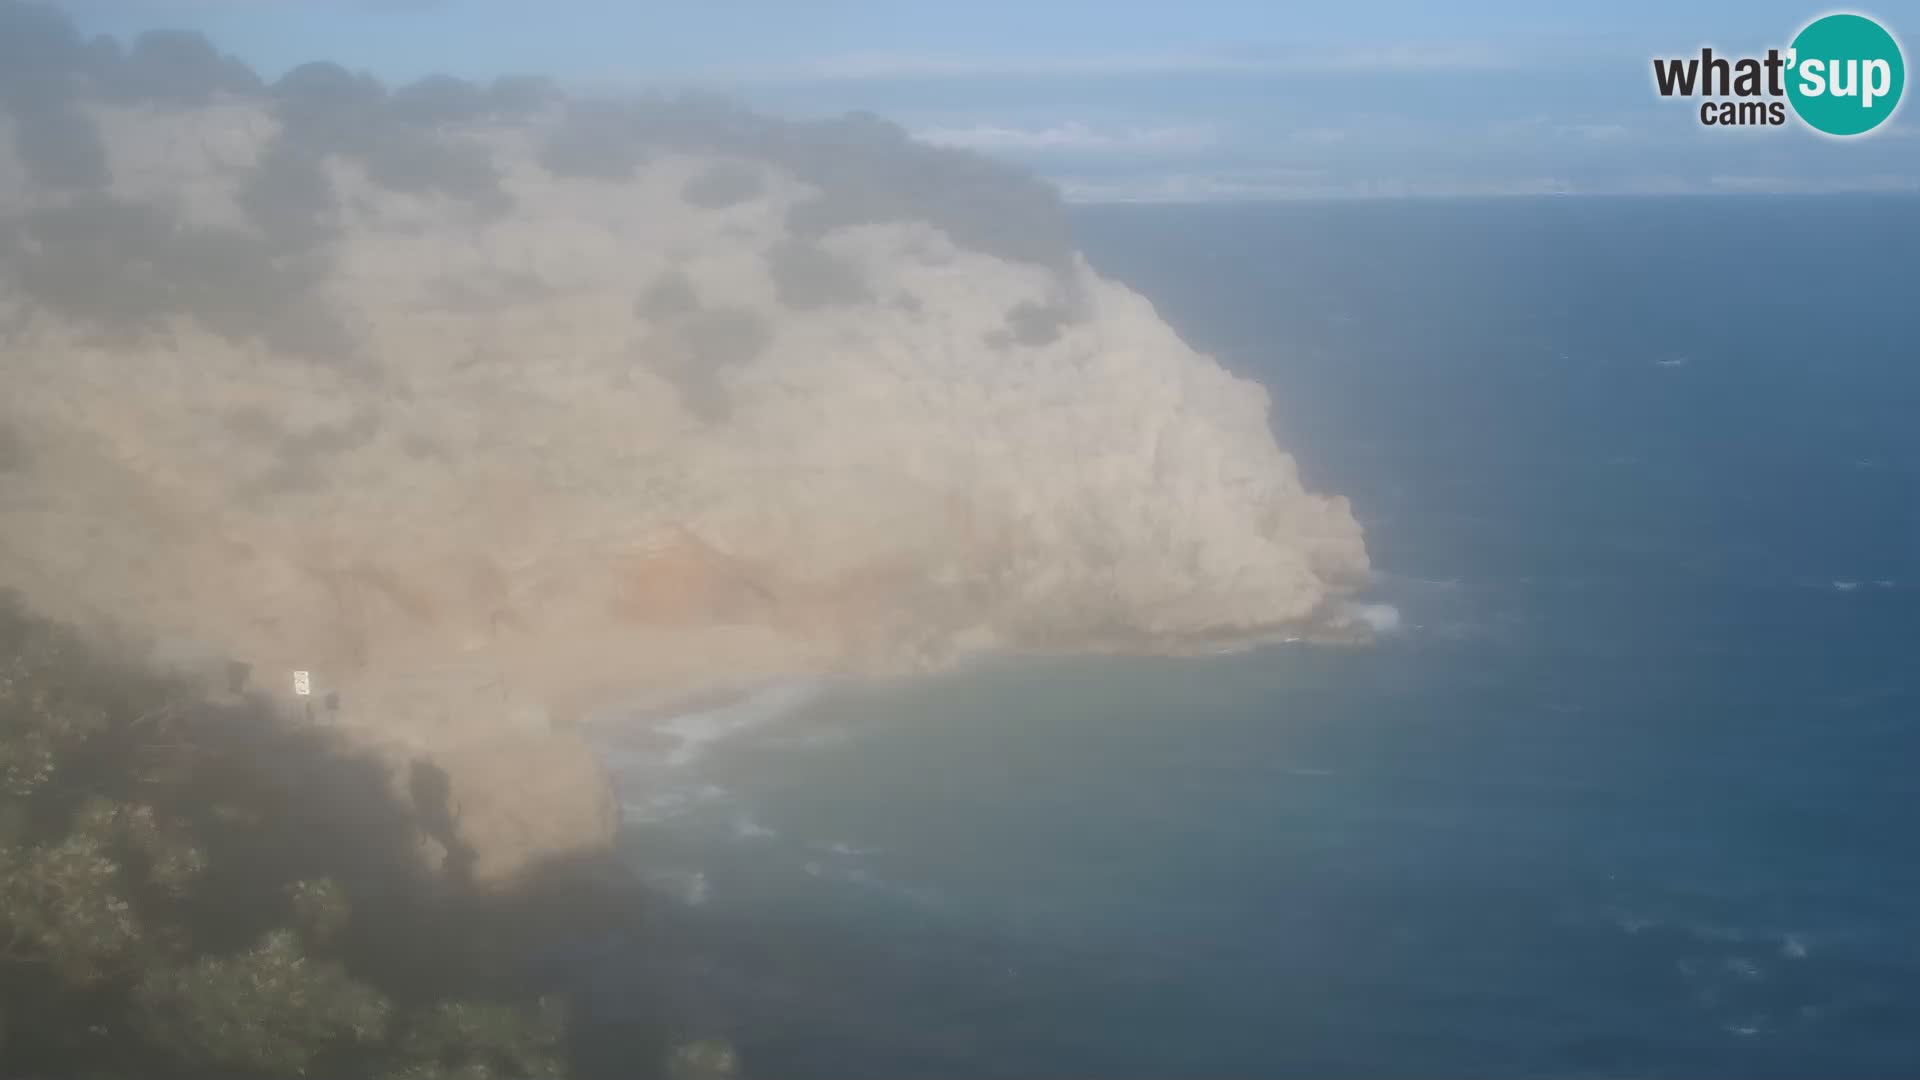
{"left": 573, "top": 196, "right": 1920, "bottom": 1078}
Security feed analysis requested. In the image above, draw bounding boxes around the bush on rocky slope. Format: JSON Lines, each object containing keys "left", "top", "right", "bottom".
{"left": 0, "top": 596, "right": 730, "bottom": 1079}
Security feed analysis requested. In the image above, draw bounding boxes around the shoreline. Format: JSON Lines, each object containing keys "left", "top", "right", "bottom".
{"left": 573, "top": 621, "right": 1374, "bottom": 781}
{"left": 583, "top": 618, "right": 1373, "bottom": 732}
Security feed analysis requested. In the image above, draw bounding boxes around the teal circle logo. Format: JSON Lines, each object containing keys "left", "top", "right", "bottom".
{"left": 1787, "top": 13, "right": 1905, "bottom": 136}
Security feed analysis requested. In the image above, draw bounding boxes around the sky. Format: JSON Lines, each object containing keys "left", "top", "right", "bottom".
{"left": 56, "top": 0, "right": 1920, "bottom": 200}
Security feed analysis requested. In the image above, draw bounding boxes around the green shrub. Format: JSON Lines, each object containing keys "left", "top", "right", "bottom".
{"left": 766, "top": 240, "right": 868, "bottom": 310}
{"left": 0, "top": 597, "right": 613, "bottom": 1078}
{"left": 682, "top": 161, "right": 764, "bottom": 210}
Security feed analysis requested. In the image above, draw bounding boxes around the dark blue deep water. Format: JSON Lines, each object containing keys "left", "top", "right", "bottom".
{"left": 590, "top": 197, "right": 1920, "bottom": 1078}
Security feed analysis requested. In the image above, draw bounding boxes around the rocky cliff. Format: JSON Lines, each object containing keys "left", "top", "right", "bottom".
{"left": 0, "top": 9, "right": 1368, "bottom": 882}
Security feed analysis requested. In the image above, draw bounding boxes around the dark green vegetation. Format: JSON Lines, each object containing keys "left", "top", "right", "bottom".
{"left": 766, "top": 241, "right": 869, "bottom": 311}
{"left": 681, "top": 162, "right": 765, "bottom": 211}
{"left": 986, "top": 298, "right": 1078, "bottom": 349}
{"left": 6, "top": 198, "right": 348, "bottom": 360}
{"left": 670, "top": 308, "right": 774, "bottom": 421}
{"left": 0, "top": 595, "right": 728, "bottom": 1079}
{"left": 0, "top": 1, "right": 1073, "bottom": 366}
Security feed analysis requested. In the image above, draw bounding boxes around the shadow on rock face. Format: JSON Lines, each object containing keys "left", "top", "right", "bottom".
{"left": 409, "top": 758, "right": 477, "bottom": 886}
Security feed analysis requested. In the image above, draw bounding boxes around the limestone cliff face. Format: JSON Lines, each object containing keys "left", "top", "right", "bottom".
{"left": 0, "top": 66, "right": 1366, "bottom": 880}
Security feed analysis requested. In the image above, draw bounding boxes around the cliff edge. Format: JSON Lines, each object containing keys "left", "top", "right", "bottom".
{"left": 0, "top": 16, "right": 1367, "bottom": 882}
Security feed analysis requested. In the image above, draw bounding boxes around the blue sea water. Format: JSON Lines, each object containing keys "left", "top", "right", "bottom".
{"left": 586, "top": 196, "right": 1920, "bottom": 1078}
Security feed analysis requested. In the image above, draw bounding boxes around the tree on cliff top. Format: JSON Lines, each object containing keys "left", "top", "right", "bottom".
{"left": 1, "top": 0, "right": 1075, "bottom": 272}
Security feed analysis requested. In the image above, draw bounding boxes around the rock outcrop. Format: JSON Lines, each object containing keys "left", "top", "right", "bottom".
{"left": 0, "top": 11, "right": 1368, "bottom": 883}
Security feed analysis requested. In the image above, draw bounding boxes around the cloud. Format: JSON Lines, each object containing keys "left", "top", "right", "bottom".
{"left": 1053, "top": 168, "right": 1332, "bottom": 204}
{"left": 62, "top": 0, "right": 447, "bottom": 8}
{"left": 605, "top": 42, "right": 1516, "bottom": 88}
{"left": 1056, "top": 164, "right": 1920, "bottom": 204}
{"left": 1561, "top": 122, "right": 1634, "bottom": 141}
{"left": 1292, "top": 127, "right": 1349, "bottom": 145}
{"left": 1296, "top": 44, "right": 1504, "bottom": 72}
{"left": 1052, "top": 169, "right": 1598, "bottom": 204}
{"left": 686, "top": 52, "right": 1274, "bottom": 83}
{"left": 1706, "top": 173, "right": 1920, "bottom": 194}
{"left": 914, "top": 121, "right": 1220, "bottom": 155}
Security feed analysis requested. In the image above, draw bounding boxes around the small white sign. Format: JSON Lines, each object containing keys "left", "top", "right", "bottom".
{"left": 292, "top": 670, "right": 311, "bottom": 696}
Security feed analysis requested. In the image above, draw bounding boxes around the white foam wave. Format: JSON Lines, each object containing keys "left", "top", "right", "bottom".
{"left": 657, "top": 680, "right": 826, "bottom": 766}
{"left": 795, "top": 855, "right": 939, "bottom": 907}
{"left": 732, "top": 813, "right": 777, "bottom": 840}
{"left": 1604, "top": 910, "right": 1817, "bottom": 964}
{"left": 1371, "top": 571, "right": 1464, "bottom": 591}
{"left": 634, "top": 867, "right": 711, "bottom": 907}
{"left": 617, "top": 783, "right": 729, "bottom": 824}
{"left": 758, "top": 723, "right": 855, "bottom": 750}
{"left": 589, "top": 679, "right": 828, "bottom": 780}
{"left": 1343, "top": 602, "right": 1403, "bottom": 634}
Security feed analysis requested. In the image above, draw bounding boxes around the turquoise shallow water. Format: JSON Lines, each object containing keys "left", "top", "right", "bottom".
{"left": 582, "top": 196, "right": 1920, "bottom": 1078}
